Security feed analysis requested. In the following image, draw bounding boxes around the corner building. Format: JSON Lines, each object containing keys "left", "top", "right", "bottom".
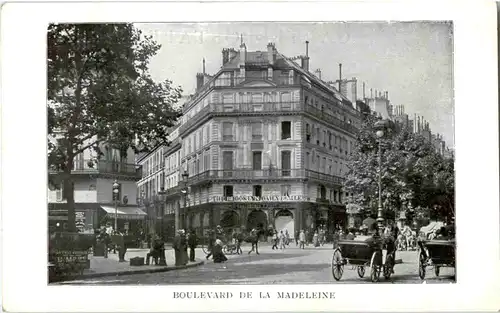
{"left": 178, "top": 42, "right": 361, "bottom": 237}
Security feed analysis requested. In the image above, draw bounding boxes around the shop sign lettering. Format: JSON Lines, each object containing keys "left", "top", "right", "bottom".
{"left": 212, "top": 195, "right": 308, "bottom": 202}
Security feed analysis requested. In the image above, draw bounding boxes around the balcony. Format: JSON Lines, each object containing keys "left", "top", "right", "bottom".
{"left": 304, "top": 104, "right": 358, "bottom": 134}
{"left": 179, "top": 101, "right": 303, "bottom": 134}
{"left": 50, "top": 159, "right": 142, "bottom": 178}
{"left": 185, "top": 168, "right": 344, "bottom": 185}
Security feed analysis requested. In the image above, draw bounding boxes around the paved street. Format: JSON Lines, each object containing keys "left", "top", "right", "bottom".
{"left": 59, "top": 243, "right": 455, "bottom": 285}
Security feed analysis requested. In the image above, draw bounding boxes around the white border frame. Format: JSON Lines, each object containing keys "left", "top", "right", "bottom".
{"left": 2, "top": 0, "right": 499, "bottom": 312}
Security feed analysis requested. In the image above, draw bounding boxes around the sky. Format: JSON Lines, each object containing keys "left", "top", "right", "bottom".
{"left": 135, "top": 22, "right": 454, "bottom": 147}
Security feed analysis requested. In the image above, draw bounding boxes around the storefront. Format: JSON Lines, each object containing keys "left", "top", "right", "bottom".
{"left": 48, "top": 203, "right": 101, "bottom": 233}
{"left": 100, "top": 205, "right": 147, "bottom": 235}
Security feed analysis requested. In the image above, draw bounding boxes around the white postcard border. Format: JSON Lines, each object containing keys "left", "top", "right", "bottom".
{"left": 1, "top": 0, "right": 499, "bottom": 312}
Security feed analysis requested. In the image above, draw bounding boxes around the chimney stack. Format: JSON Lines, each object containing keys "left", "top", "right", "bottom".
{"left": 202, "top": 58, "right": 206, "bottom": 75}
{"left": 301, "top": 41, "right": 310, "bottom": 71}
{"left": 351, "top": 77, "right": 357, "bottom": 103}
{"left": 196, "top": 73, "right": 204, "bottom": 91}
{"left": 315, "top": 69, "right": 322, "bottom": 80}
{"left": 370, "top": 88, "right": 373, "bottom": 98}
{"left": 222, "top": 49, "right": 229, "bottom": 65}
{"left": 267, "top": 42, "right": 275, "bottom": 65}
{"left": 338, "top": 63, "right": 342, "bottom": 92}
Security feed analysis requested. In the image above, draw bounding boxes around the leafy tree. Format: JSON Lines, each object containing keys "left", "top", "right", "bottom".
{"left": 345, "top": 113, "right": 454, "bottom": 223}
{"left": 48, "top": 24, "right": 182, "bottom": 232}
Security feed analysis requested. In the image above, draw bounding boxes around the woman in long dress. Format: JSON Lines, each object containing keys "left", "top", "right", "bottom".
{"left": 212, "top": 239, "right": 228, "bottom": 263}
{"left": 313, "top": 231, "right": 319, "bottom": 247}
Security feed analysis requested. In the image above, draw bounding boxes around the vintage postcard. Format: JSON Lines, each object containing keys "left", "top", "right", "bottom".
{"left": 2, "top": 1, "right": 499, "bottom": 312}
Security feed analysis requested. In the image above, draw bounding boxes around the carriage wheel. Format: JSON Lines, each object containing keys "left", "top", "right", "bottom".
{"left": 370, "top": 251, "right": 381, "bottom": 283}
{"left": 357, "top": 266, "right": 365, "bottom": 278}
{"left": 384, "top": 254, "right": 393, "bottom": 280}
{"left": 434, "top": 266, "right": 440, "bottom": 277}
{"left": 331, "top": 249, "right": 344, "bottom": 281}
{"left": 418, "top": 252, "right": 426, "bottom": 280}
{"left": 222, "top": 245, "right": 228, "bottom": 254}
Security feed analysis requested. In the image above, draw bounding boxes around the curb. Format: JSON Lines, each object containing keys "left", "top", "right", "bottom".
{"left": 54, "top": 260, "right": 205, "bottom": 282}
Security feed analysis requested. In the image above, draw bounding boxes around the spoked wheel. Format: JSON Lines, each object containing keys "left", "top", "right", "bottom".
{"left": 370, "top": 251, "right": 381, "bottom": 283}
{"left": 418, "top": 252, "right": 426, "bottom": 280}
{"left": 434, "top": 266, "right": 440, "bottom": 277}
{"left": 331, "top": 249, "right": 344, "bottom": 281}
{"left": 384, "top": 254, "right": 394, "bottom": 280}
{"left": 357, "top": 266, "right": 365, "bottom": 278}
{"left": 222, "top": 245, "right": 228, "bottom": 254}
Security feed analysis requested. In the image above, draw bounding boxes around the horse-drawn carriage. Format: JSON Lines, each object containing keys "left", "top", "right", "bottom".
{"left": 331, "top": 236, "right": 397, "bottom": 282}
{"left": 418, "top": 239, "right": 455, "bottom": 279}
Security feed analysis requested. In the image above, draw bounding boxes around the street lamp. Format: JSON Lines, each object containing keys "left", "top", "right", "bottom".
{"left": 112, "top": 179, "right": 120, "bottom": 231}
{"left": 374, "top": 118, "right": 389, "bottom": 231}
{"left": 181, "top": 170, "right": 189, "bottom": 230}
{"left": 157, "top": 187, "right": 167, "bottom": 266}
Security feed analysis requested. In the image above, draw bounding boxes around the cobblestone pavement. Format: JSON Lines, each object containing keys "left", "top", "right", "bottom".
{"left": 60, "top": 244, "right": 456, "bottom": 285}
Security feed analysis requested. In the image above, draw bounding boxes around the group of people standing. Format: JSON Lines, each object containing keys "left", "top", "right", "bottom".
{"left": 271, "top": 229, "right": 290, "bottom": 250}
{"left": 294, "top": 228, "right": 327, "bottom": 249}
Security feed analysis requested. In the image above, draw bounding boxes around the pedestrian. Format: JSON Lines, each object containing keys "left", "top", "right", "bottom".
{"left": 173, "top": 230, "right": 182, "bottom": 266}
{"left": 279, "top": 230, "right": 286, "bottom": 250}
{"left": 212, "top": 239, "right": 228, "bottom": 268}
{"left": 236, "top": 230, "right": 244, "bottom": 254}
{"left": 272, "top": 230, "right": 278, "bottom": 250}
{"left": 295, "top": 230, "right": 299, "bottom": 246}
{"left": 205, "top": 230, "right": 216, "bottom": 260}
{"left": 313, "top": 230, "right": 319, "bottom": 247}
{"left": 299, "top": 229, "right": 306, "bottom": 249}
{"left": 247, "top": 229, "right": 260, "bottom": 255}
{"left": 180, "top": 229, "right": 188, "bottom": 265}
{"left": 285, "top": 229, "right": 290, "bottom": 246}
{"left": 188, "top": 229, "right": 198, "bottom": 262}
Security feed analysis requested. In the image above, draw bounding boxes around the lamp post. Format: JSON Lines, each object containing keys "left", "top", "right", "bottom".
{"left": 374, "top": 118, "right": 389, "bottom": 231}
{"left": 157, "top": 187, "right": 167, "bottom": 266}
{"left": 112, "top": 180, "right": 120, "bottom": 231}
{"left": 158, "top": 188, "right": 166, "bottom": 240}
{"left": 181, "top": 170, "right": 189, "bottom": 230}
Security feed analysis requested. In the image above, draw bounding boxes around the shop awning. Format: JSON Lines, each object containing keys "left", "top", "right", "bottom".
{"left": 101, "top": 206, "right": 147, "bottom": 220}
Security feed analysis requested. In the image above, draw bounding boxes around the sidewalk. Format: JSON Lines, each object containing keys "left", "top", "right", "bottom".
{"left": 70, "top": 248, "right": 206, "bottom": 281}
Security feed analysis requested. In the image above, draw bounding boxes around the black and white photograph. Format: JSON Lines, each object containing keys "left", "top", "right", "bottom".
{"left": 46, "top": 21, "right": 456, "bottom": 285}
{"left": 1, "top": 1, "right": 499, "bottom": 312}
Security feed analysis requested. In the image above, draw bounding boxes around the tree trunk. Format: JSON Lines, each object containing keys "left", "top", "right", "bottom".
{"left": 64, "top": 167, "right": 76, "bottom": 233}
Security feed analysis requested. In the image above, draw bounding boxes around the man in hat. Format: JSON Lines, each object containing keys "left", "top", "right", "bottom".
{"left": 188, "top": 229, "right": 198, "bottom": 262}
{"left": 173, "top": 230, "right": 183, "bottom": 266}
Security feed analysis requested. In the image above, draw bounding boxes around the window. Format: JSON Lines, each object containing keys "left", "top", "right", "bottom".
{"left": 316, "top": 128, "right": 320, "bottom": 145}
{"left": 223, "top": 151, "right": 233, "bottom": 177}
{"left": 281, "top": 185, "right": 291, "bottom": 197}
{"left": 222, "top": 122, "right": 233, "bottom": 141}
{"left": 203, "top": 151, "right": 210, "bottom": 171}
{"left": 252, "top": 122, "right": 263, "bottom": 140}
{"left": 323, "top": 131, "right": 327, "bottom": 147}
{"left": 281, "top": 121, "right": 291, "bottom": 140}
{"left": 305, "top": 152, "right": 310, "bottom": 169}
{"left": 316, "top": 155, "right": 320, "bottom": 170}
{"left": 253, "top": 185, "right": 262, "bottom": 197}
{"left": 329, "top": 132, "right": 333, "bottom": 150}
{"left": 334, "top": 190, "right": 338, "bottom": 202}
{"left": 305, "top": 95, "right": 309, "bottom": 105}
{"left": 252, "top": 151, "right": 262, "bottom": 170}
{"left": 305, "top": 123, "right": 311, "bottom": 142}
{"left": 281, "top": 150, "right": 291, "bottom": 176}
{"left": 319, "top": 185, "right": 326, "bottom": 199}
{"left": 322, "top": 157, "right": 326, "bottom": 172}
{"left": 223, "top": 185, "right": 233, "bottom": 197}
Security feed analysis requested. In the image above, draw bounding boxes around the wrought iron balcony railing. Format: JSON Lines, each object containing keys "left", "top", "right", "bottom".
{"left": 185, "top": 168, "right": 344, "bottom": 185}
{"left": 180, "top": 102, "right": 358, "bottom": 135}
{"left": 50, "top": 159, "right": 142, "bottom": 177}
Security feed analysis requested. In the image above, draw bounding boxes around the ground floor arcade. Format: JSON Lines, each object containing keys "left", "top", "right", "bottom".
{"left": 180, "top": 201, "right": 346, "bottom": 239}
